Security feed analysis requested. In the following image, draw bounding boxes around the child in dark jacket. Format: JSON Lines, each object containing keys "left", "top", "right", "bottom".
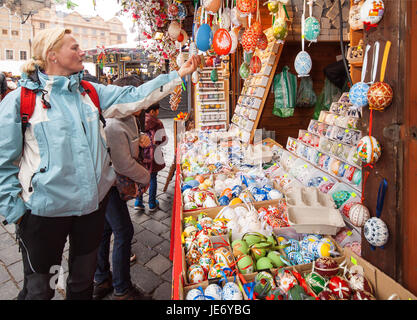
{"left": 134, "top": 103, "right": 167, "bottom": 212}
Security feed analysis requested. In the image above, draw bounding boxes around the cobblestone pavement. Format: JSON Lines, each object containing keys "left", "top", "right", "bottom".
{"left": 0, "top": 118, "right": 176, "bottom": 300}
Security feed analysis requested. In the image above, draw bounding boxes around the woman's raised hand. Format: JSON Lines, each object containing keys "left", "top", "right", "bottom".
{"left": 177, "top": 55, "right": 201, "bottom": 78}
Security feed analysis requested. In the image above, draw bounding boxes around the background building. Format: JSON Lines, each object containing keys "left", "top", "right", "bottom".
{"left": 0, "top": 3, "right": 127, "bottom": 75}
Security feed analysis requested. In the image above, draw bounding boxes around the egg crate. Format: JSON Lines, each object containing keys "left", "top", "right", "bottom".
{"left": 285, "top": 187, "right": 346, "bottom": 235}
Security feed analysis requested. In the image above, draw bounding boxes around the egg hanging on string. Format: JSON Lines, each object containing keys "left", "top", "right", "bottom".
{"left": 294, "top": 51, "right": 312, "bottom": 77}
{"left": 349, "top": 82, "right": 370, "bottom": 108}
{"left": 360, "top": 0, "right": 385, "bottom": 27}
{"left": 196, "top": 24, "right": 213, "bottom": 52}
{"left": 364, "top": 217, "right": 389, "bottom": 247}
{"left": 304, "top": 16, "right": 320, "bottom": 42}
{"left": 367, "top": 81, "right": 393, "bottom": 111}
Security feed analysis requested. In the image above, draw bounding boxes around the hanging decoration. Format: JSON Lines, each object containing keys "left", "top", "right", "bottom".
{"left": 294, "top": 0, "right": 312, "bottom": 77}
{"left": 96, "top": 45, "right": 106, "bottom": 70}
{"left": 213, "top": 28, "right": 232, "bottom": 56}
{"left": 196, "top": 23, "right": 214, "bottom": 52}
{"left": 360, "top": 0, "right": 385, "bottom": 31}
{"left": 349, "top": 44, "right": 371, "bottom": 108}
{"left": 304, "top": 0, "right": 320, "bottom": 43}
{"left": 203, "top": 0, "right": 222, "bottom": 14}
{"left": 249, "top": 55, "right": 261, "bottom": 74}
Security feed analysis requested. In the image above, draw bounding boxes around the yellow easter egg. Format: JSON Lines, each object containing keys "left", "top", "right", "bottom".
{"left": 229, "top": 198, "right": 242, "bottom": 205}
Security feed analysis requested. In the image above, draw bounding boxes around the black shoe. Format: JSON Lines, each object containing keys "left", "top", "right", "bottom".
{"left": 112, "top": 286, "right": 152, "bottom": 300}
{"left": 93, "top": 277, "right": 113, "bottom": 300}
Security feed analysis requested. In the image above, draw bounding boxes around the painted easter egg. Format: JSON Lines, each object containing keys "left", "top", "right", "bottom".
{"left": 348, "top": 273, "right": 374, "bottom": 295}
{"left": 357, "top": 135, "right": 382, "bottom": 164}
{"left": 222, "top": 282, "right": 243, "bottom": 300}
{"left": 360, "top": 0, "right": 385, "bottom": 26}
{"left": 256, "top": 32, "right": 268, "bottom": 50}
{"left": 305, "top": 272, "right": 327, "bottom": 295}
{"left": 294, "top": 51, "right": 312, "bottom": 77}
{"left": 349, "top": 203, "right": 371, "bottom": 227}
{"left": 203, "top": 0, "right": 222, "bottom": 14}
{"left": 314, "top": 257, "right": 339, "bottom": 278}
{"left": 328, "top": 276, "right": 352, "bottom": 299}
{"left": 186, "top": 288, "right": 205, "bottom": 300}
{"left": 367, "top": 81, "right": 393, "bottom": 111}
{"left": 177, "top": 2, "right": 188, "bottom": 20}
{"left": 214, "top": 247, "right": 234, "bottom": 267}
{"left": 236, "top": 254, "right": 255, "bottom": 274}
{"left": 205, "top": 284, "right": 223, "bottom": 300}
{"left": 254, "top": 271, "right": 276, "bottom": 298}
{"left": 239, "top": 62, "right": 250, "bottom": 79}
{"left": 352, "top": 290, "right": 376, "bottom": 300}
{"left": 249, "top": 55, "right": 262, "bottom": 74}
{"left": 188, "top": 264, "right": 205, "bottom": 284}
{"left": 199, "top": 253, "right": 215, "bottom": 274}
{"left": 241, "top": 28, "right": 257, "bottom": 52}
{"left": 274, "top": 269, "right": 297, "bottom": 293}
{"left": 304, "top": 16, "right": 320, "bottom": 41}
{"left": 168, "top": 21, "right": 181, "bottom": 40}
{"left": 273, "top": 17, "right": 288, "bottom": 41}
{"left": 349, "top": 82, "right": 370, "bottom": 108}
{"left": 213, "top": 28, "right": 232, "bottom": 56}
{"left": 364, "top": 217, "right": 389, "bottom": 247}
{"left": 196, "top": 24, "right": 213, "bottom": 52}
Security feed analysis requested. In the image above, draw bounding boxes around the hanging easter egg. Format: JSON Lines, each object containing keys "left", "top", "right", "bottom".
{"left": 356, "top": 136, "right": 382, "bottom": 164}
{"left": 367, "top": 81, "right": 393, "bottom": 111}
{"left": 349, "top": 82, "right": 370, "bottom": 108}
{"left": 294, "top": 51, "right": 312, "bottom": 77}
{"left": 360, "top": 0, "right": 385, "bottom": 27}
{"left": 222, "top": 282, "right": 243, "bottom": 300}
{"left": 328, "top": 276, "right": 352, "bottom": 299}
{"left": 188, "top": 264, "right": 205, "bottom": 284}
{"left": 239, "top": 62, "right": 250, "bottom": 79}
{"left": 221, "top": 8, "right": 231, "bottom": 30}
{"left": 250, "top": 0, "right": 258, "bottom": 14}
{"left": 241, "top": 28, "right": 257, "bottom": 52}
{"left": 196, "top": 24, "right": 213, "bottom": 52}
{"left": 199, "top": 253, "right": 215, "bottom": 273}
{"left": 210, "top": 69, "right": 218, "bottom": 82}
{"left": 203, "top": 0, "right": 222, "bottom": 14}
{"left": 179, "top": 29, "right": 189, "bottom": 46}
{"left": 213, "top": 28, "right": 232, "bottom": 56}
{"left": 243, "top": 51, "right": 253, "bottom": 64}
{"left": 304, "top": 16, "right": 321, "bottom": 42}
{"left": 364, "top": 217, "right": 389, "bottom": 247}
{"left": 229, "top": 28, "right": 239, "bottom": 53}
{"left": 191, "top": 71, "right": 199, "bottom": 84}
{"left": 256, "top": 32, "right": 268, "bottom": 50}
{"left": 236, "top": 10, "right": 248, "bottom": 28}
{"left": 189, "top": 41, "right": 198, "bottom": 56}
{"left": 251, "top": 21, "right": 263, "bottom": 38}
{"left": 231, "top": 7, "right": 242, "bottom": 27}
{"left": 205, "top": 284, "right": 223, "bottom": 300}
{"left": 167, "top": 3, "right": 179, "bottom": 19}
{"left": 168, "top": 21, "right": 181, "bottom": 40}
{"left": 249, "top": 55, "right": 262, "bottom": 74}
{"left": 177, "top": 2, "right": 188, "bottom": 20}
{"left": 267, "top": 1, "right": 279, "bottom": 13}
{"left": 273, "top": 17, "right": 288, "bottom": 41}
{"left": 237, "top": 0, "right": 252, "bottom": 15}
{"left": 186, "top": 288, "right": 205, "bottom": 300}
{"left": 349, "top": 203, "right": 371, "bottom": 227}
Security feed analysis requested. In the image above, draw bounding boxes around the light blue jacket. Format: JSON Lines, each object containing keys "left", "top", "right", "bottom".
{"left": 0, "top": 69, "right": 182, "bottom": 224}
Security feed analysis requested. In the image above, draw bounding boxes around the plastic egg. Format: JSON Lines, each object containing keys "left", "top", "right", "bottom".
{"left": 294, "top": 51, "right": 312, "bottom": 77}
{"left": 222, "top": 282, "right": 243, "bottom": 300}
{"left": 364, "top": 217, "right": 389, "bottom": 247}
{"left": 196, "top": 24, "right": 213, "bottom": 52}
{"left": 204, "top": 284, "right": 223, "bottom": 300}
{"left": 367, "top": 81, "right": 393, "bottom": 111}
{"left": 304, "top": 16, "right": 320, "bottom": 41}
{"left": 357, "top": 136, "right": 382, "bottom": 164}
{"left": 186, "top": 288, "right": 205, "bottom": 300}
{"left": 349, "top": 203, "right": 371, "bottom": 227}
{"left": 360, "top": 0, "right": 385, "bottom": 26}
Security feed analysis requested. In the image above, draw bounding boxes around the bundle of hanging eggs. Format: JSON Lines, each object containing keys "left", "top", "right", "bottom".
{"left": 168, "top": 58, "right": 183, "bottom": 111}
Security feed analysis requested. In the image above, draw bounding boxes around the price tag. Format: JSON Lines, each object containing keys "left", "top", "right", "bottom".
{"left": 345, "top": 129, "right": 349, "bottom": 133}
{"left": 347, "top": 231, "right": 352, "bottom": 236}
{"left": 284, "top": 174, "right": 288, "bottom": 178}
{"left": 304, "top": 164, "right": 308, "bottom": 168}
{"left": 350, "top": 256, "right": 358, "bottom": 265}
{"left": 345, "top": 165, "right": 349, "bottom": 169}
{"left": 338, "top": 144, "right": 342, "bottom": 147}
{"left": 323, "top": 176, "right": 328, "bottom": 182}
{"left": 351, "top": 192, "right": 357, "bottom": 198}
{"left": 289, "top": 156, "right": 292, "bottom": 160}
{"left": 306, "top": 133, "right": 309, "bottom": 136}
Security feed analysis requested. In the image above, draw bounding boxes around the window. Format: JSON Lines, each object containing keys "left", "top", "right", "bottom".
{"left": 117, "top": 34, "right": 121, "bottom": 41}
{"left": 11, "top": 30, "right": 18, "bottom": 36}
{"left": 20, "top": 51, "right": 27, "bottom": 60}
{"left": 83, "top": 28, "right": 88, "bottom": 35}
{"left": 82, "top": 39, "right": 89, "bottom": 49}
{"left": 91, "top": 29, "right": 96, "bottom": 35}
{"left": 100, "top": 31, "right": 105, "bottom": 36}
{"left": 74, "top": 26, "right": 79, "bottom": 34}
{"left": 2, "top": 29, "right": 7, "bottom": 35}
{"left": 5, "top": 50, "right": 13, "bottom": 60}
{"left": 40, "top": 22, "right": 45, "bottom": 29}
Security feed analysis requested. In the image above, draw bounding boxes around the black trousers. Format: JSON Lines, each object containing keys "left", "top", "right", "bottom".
{"left": 16, "top": 195, "right": 109, "bottom": 300}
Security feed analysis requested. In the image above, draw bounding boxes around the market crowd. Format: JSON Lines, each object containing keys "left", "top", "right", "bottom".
{"left": 0, "top": 27, "right": 200, "bottom": 300}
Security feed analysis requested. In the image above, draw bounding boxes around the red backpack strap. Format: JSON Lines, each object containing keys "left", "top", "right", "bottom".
{"left": 80, "top": 80, "right": 106, "bottom": 127}
{"left": 20, "top": 87, "right": 37, "bottom": 135}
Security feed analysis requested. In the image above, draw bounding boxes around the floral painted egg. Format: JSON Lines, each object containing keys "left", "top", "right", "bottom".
{"left": 273, "top": 17, "right": 288, "bottom": 41}
{"left": 367, "top": 81, "right": 393, "bottom": 111}
{"left": 294, "top": 51, "right": 312, "bottom": 77}
{"left": 314, "top": 257, "right": 339, "bottom": 278}
{"left": 237, "top": 0, "right": 252, "bottom": 15}
{"left": 256, "top": 32, "right": 268, "bottom": 50}
{"left": 214, "top": 247, "right": 234, "bottom": 267}
{"left": 349, "top": 203, "right": 371, "bottom": 227}
{"left": 199, "top": 253, "right": 215, "bottom": 274}
{"left": 213, "top": 28, "right": 232, "bottom": 56}
{"left": 239, "top": 62, "right": 250, "bottom": 79}
{"left": 196, "top": 24, "right": 213, "bottom": 52}
{"left": 349, "top": 82, "right": 370, "bottom": 108}
{"left": 250, "top": 55, "right": 262, "bottom": 74}
{"left": 274, "top": 269, "right": 297, "bottom": 293}
{"left": 167, "top": 3, "right": 179, "bottom": 18}
{"left": 186, "top": 248, "right": 202, "bottom": 266}
{"left": 188, "top": 264, "right": 205, "bottom": 284}
{"left": 205, "top": 284, "right": 223, "bottom": 300}
{"left": 318, "top": 289, "right": 339, "bottom": 300}
{"left": 208, "top": 262, "right": 230, "bottom": 279}
{"left": 328, "top": 276, "right": 352, "bottom": 299}
{"left": 357, "top": 135, "right": 382, "bottom": 164}
{"left": 304, "top": 16, "right": 320, "bottom": 41}
{"left": 352, "top": 290, "right": 376, "bottom": 300}
{"left": 203, "top": 0, "right": 222, "bottom": 14}
{"left": 177, "top": 2, "right": 188, "bottom": 20}
{"left": 360, "top": 0, "right": 385, "bottom": 26}
{"left": 222, "top": 282, "right": 243, "bottom": 300}
{"left": 305, "top": 272, "right": 327, "bottom": 295}
{"left": 348, "top": 273, "right": 374, "bottom": 295}
{"left": 251, "top": 21, "right": 263, "bottom": 38}
{"left": 197, "top": 234, "right": 213, "bottom": 254}
{"left": 186, "top": 288, "right": 205, "bottom": 300}
{"left": 241, "top": 28, "right": 258, "bottom": 52}
{"left": 364, "top": 217, "right": 389, "bottom": 247}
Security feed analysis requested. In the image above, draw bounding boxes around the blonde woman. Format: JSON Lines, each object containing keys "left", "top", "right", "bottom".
{"left": 0, "top": 28, "right": 199, "bottom": 300}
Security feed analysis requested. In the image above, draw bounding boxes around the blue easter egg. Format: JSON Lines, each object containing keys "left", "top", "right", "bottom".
{"left": 294, "top": 51, "right": 312, "bottom": 77}
{"left": 349, "top": 82, "right": 370, "bottom": 107}
{"left": 231, "top": 185, "right": 242, "bottom": 198}
{"left": 218, "top": 195, "right": 230, "bottom": 206}
{"left": 196, "top": 24, "right": 213, "bottom": 52}
{"left": 185, "top": 179, "right": 200, "bottom": 188}
{"left": 181, "top": 184, "right": 193, "bottom": 193}
{"left": 305, "top": 17, "right": 320, "bottom": 41}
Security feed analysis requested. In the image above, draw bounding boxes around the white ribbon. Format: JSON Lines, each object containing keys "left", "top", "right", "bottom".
{"left": 361, "top": 44, "right": 371, "bottom": 83}
{"left": 370, "top": 41, "right": 380, "bottom": 84}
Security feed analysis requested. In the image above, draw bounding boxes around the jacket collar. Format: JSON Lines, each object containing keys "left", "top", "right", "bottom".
{"left": 19, "top": 68, "right": 84, "bottom": 92}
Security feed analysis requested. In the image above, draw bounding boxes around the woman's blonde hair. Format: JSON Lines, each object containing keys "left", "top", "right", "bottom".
{"left": 21, "top": 27, "right": 72, "bottom": 75}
